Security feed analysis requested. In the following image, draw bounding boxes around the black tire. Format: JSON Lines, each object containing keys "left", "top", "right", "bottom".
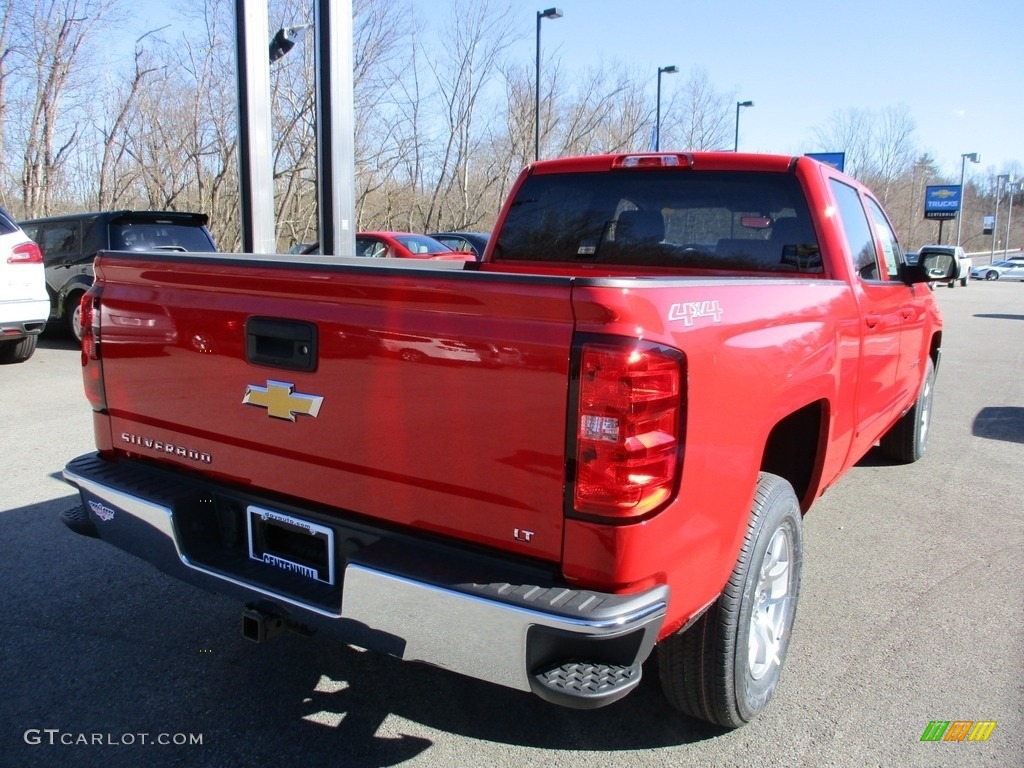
{"left": 64, "top": 291, "right": 84, "bottom": 342}
{"left": 658, "top": 472, "right": 803, "bottom": 728}
{"left": 0, "top": 334, "right": 38, "bottom": 364}
{"left": 399, "top": 348, "right": 427, "bottom": 363}
{"left": 878, "top": 356, "right": 935, "bottom": 464}
{"left": 960, "top": 276, "right": 968, "bottom": 287}
{"left": 985, "top": 271, "right": 999, "bottom": 281}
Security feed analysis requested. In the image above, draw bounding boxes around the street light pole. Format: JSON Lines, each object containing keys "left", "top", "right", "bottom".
{"left": 1005, "top": 182, "right": 1020, "bottom": 258}
{"left": 956, "top": 151, "right": 981, "bottom": 247}
{"left": 655, "top": 65, "right": 677, "bottom": 152}
{"left": 534, "top": 7, "right": 562, "bottom": 162}
{"left": 734, "top": 100, "right": 753, "bottom": 152}
{"left": 991, "top": 173, "right": 1010, "bottom": 262}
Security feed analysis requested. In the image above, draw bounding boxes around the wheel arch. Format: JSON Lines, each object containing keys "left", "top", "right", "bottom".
{"left": 929, "top": 331, "right": 942, "bottom": 375}
{"left": 759, "top": 399, "right": 828, "bottom": 512}
{"left": 58, "top": 275, "right": 95, "bottom": 317}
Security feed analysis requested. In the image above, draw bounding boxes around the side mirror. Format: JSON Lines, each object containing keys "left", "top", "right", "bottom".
{"left": 902, "top": 251, "right": 957, "bottom": 284}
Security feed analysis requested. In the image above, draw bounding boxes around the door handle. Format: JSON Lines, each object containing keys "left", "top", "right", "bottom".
{"left": 864, "top": 313, "right": 881, "bottom": 329}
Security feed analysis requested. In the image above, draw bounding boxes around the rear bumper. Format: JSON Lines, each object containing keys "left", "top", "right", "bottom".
{"left": 0, "top": 297, "right": 48, "bottom": 336}
{"left": 63, "top": 453, "right": 667, "bottom": 707}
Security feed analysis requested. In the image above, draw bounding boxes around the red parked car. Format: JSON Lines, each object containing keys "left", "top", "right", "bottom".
{"left": 298, "top": 232, "right": 475, "bottom": 261}
{"left": 357, "top": 232, "right": 474, "bottom": 261}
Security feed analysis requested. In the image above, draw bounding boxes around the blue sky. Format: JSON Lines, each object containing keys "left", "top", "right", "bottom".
{"left": 131, "top": 0, "right": 1021, "bottom": 181}
{"left": 532, "top": 0, "right": 1022, "bottom": 178}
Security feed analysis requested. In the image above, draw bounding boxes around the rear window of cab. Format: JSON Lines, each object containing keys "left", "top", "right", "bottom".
{"left": 492, "top": 170, "right": 822, "bottom": 273}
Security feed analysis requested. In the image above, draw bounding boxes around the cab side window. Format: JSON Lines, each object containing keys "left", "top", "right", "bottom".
{"left": 864, "top": 197, "right": 902, "bottom": 279}
{"left": 829, "top": 179, "right": 881, "bottom": 281}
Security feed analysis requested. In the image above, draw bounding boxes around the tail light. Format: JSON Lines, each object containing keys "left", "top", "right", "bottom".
{"left": 80, "top": 291, "right": 107, "bottom": 411}
{"left": 571, "top": 339, "right": 684, "bottom": 520}
{"left": 8, "top": 241, "right": 42, "bottom": 264}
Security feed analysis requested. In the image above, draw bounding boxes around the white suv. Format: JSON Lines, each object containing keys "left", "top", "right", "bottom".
{"left": 0, "top": 205, "right": 48, "bottom": 363}
{"left": 918, "top": 244, "right": 971, "bottom": 288}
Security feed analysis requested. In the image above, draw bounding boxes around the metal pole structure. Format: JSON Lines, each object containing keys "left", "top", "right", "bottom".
{"left": 655, "top": 65, "right": 677, "bottom": 152}
{"left": 534, "top": 8, "right": 562, "bottom": 162}
{"left": 734, "top": 100, "right": 753, "bottom": 152}
{"left": 235, "top": 0, "right": 277, "bottom": 253}
{"left": 990, "top": 174, "right": 1009, "bottom": 262}
{"left": 314, "top": 0, "right": 356, "bottom": 257}
{"left": 1005, "top": 182, "right": 1019, "bottom": 258}
{"left": 956, "top": 152, "right": 980, "bottom": 247}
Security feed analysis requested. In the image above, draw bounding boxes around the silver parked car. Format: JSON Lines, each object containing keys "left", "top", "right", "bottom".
{"left": 970, "top": 260, "right": 1024, "bottom": 281}
{"left": 0, "top": 205, "right": 48, "bottom": 363}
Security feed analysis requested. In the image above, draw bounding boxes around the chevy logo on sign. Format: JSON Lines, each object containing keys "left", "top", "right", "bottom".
{"left": 924, "top": 185, "right": 961, "bottom": 220}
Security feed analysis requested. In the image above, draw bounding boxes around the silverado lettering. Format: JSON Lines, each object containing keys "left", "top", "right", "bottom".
{"left": 63, "top": 152, "right": 955, "bottom": 729}
{"left": 120, "top": 433, "right": 212, "bottom": 464}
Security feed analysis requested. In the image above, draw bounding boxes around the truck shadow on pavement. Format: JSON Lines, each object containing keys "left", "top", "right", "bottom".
{"left": 3, "top": 492, "right": 725, "bottom": 768}
{"left": 38, "top": 329, "right": 80, "bottom": 351}
{"left": 973, "top": 313, "right": 1024, "bottom": 321}
{"left": 972, "top": 406, "right": 1024, "bottom": 444}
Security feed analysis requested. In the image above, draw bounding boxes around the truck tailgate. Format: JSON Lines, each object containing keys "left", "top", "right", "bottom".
{"left": 94, "top": 254, "right": 576, "bottom": 563}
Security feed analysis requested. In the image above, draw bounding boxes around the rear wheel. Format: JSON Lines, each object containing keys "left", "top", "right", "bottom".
{"left": 658, "top": 472, "right": 803, "bottom": 728}
{"left": 879, "top": 356, "right": 935, "bottom": 463}
{"left": 64, "top": 291, "right": 84, "bottom": 342}
{"left": 0, "top": 334, "right": 38, "bottom": 364}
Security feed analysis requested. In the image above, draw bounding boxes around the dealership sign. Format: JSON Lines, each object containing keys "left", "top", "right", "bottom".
{"left": 805, "top": 152, "right": 846, "bottom": 172}
{"left": 924, "top": 185, "right": 961, "bottom": 220}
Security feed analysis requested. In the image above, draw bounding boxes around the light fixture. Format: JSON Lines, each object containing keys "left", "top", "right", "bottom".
{"left": 269, "top": 24, "right": 311, "bottom": 63}
{"left": 734, "top": 100, "right": 754, "bottom": 152}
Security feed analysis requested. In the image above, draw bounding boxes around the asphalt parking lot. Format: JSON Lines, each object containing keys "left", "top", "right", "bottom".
{"left": 1, "top": 280, "right": 1021, "bottom": 768}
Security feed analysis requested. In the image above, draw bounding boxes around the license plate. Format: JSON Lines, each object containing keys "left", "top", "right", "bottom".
{"left": 247, "top": 506, "right": 335, "bottom": 585}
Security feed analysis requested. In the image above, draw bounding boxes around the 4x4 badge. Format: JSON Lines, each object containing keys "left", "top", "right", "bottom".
{"left": 243, "top": 380, "right": 324, "bottom": 421}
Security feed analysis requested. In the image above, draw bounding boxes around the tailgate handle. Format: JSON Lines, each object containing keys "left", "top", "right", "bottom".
{"left": 246, "top": 317, "right": 318, "bottom": 372}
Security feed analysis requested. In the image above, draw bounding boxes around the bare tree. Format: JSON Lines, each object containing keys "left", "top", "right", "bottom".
{"left": 95, "top": 36, "right": 164, "bottom": 209}
{"left": 12, "top": 0, "right": 120, "bottom": 217}
{"left": 811, "top": 107, "right": 878, "bottom": 181}
{"left": 863, "top": 106, "right": 917, "bottom": 203}
{"left": 662, "top": 67, "right": 734, "bottom": 151}
{"left": 889, "top": 153, "right": 942, "bottom": 248}
{"left": 557, "top": 63, "right": 638, "bottom": 155}
{"left": 0, "top": 0, "right": 17, "bottom": 200}
{"left": 418, "top": 0, "right": 516, "bottom": 230}
{"left": 499, "top": 63, "right": 535, "bottom": 174}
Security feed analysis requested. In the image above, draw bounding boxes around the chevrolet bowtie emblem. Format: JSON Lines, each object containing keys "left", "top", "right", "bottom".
{"left": 243, "top": 380, "right": 324, "bottom": 421}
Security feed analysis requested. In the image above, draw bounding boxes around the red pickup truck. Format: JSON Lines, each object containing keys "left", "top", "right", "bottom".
{"left": 62, "top": 152, "right": 955, "bottom": 728}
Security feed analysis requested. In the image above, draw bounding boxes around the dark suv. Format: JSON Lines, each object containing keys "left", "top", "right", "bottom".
{"left": 20, "top": 210, "right": 216, "bottom": 341}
